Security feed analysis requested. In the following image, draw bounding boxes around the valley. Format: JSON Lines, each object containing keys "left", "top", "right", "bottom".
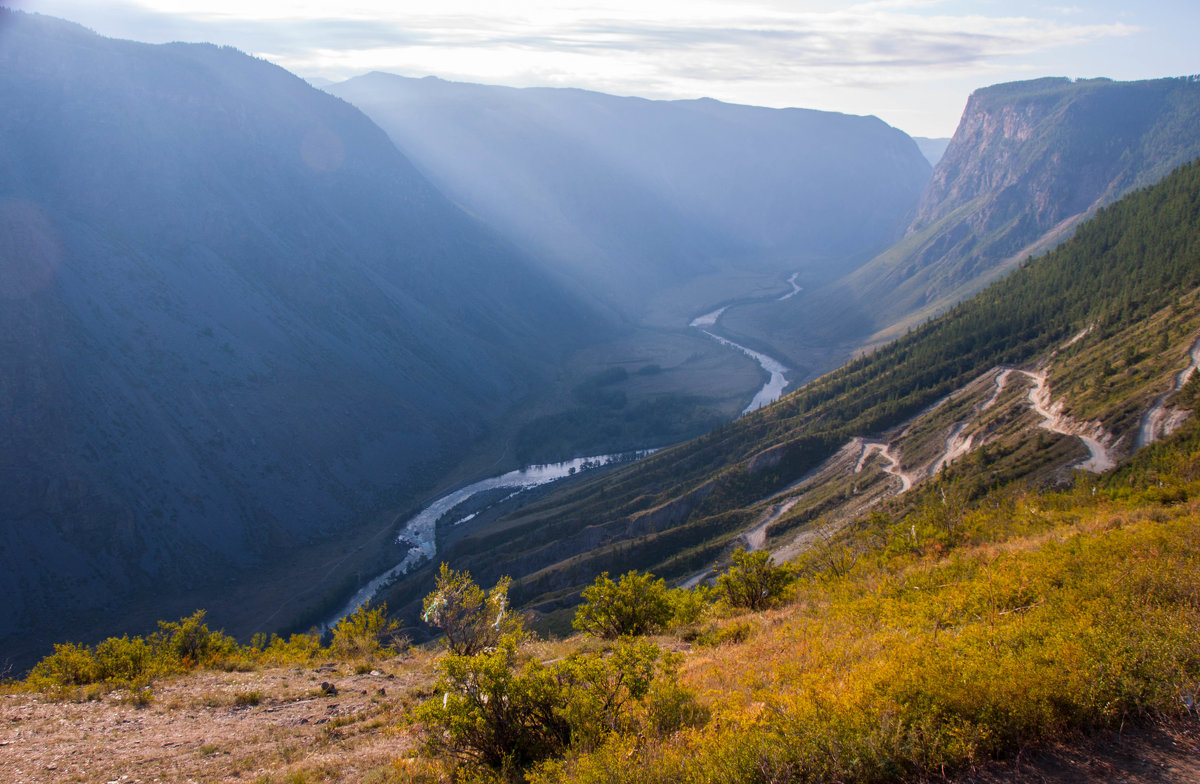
{"left": 398, "top": 158, "right": 1200, "bottom": 640}
{"left": 3, "top": 6, "right": 1200, "bottom": 781}
{"left": 319, "top": 301, "right": 797, "bottom": 628}
{"left": 689, "top": 305, "right": 791, "bottom": 414}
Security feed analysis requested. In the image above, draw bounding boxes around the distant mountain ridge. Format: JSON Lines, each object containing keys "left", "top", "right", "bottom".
{"left": 327, "top": 73, "right": 932, "bottom": 318}
{"left": 912, "top": 137, "right": 950, "bottom": 166}
{"left": 0, "top": 11, "right": 602, "bottom": 665}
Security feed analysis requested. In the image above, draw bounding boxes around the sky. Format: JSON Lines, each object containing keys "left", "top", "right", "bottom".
{"left": 4, "top": 1, "right": 1197, "bottom": 137}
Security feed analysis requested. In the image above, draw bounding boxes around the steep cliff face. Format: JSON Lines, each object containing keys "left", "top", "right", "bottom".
{"left": 846, "top": 76, "right": 1200, "bottom": 336}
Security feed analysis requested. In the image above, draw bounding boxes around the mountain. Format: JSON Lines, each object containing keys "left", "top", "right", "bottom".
{"left": 326, "top": 73, "right": 933, "bottom": 320}
{"left": 0, "top": 12, "right": 604, "bottom": 667}
{"left": 715, "top": 75, "right": 1200, "bottom": 381}
{"left": 11, "top": 159, "right": 1200, "bottom": 777}
{"left": 850, "top": 76, "right": 1200, "bottom": 337}
{"left": 366, "top": 158, "right": 1200, "bottom": 631}
{"left": 912, "top": 136, "right": 951, "bottom": 166}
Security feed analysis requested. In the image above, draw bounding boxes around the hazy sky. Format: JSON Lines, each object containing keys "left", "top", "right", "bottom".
{"left": 5, "top": 1, "right": 1197, "bottom": 136}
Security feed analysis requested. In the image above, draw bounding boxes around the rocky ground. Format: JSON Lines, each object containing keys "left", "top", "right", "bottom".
{"left": 0, "top": 653, "right": 437, "bottom": 784}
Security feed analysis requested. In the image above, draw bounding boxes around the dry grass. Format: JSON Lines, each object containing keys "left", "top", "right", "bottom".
{"left": 0, "top": 651, "right": 440, "bottom": 784}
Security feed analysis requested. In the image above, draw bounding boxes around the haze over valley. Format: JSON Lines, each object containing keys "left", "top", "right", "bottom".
{"left": 2, "top": 4, "right": 1200, "bottom": 782}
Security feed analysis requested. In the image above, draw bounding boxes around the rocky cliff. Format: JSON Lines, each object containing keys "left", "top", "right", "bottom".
{"left": 848, "top": 76, "right": 1200, "bottom": 336}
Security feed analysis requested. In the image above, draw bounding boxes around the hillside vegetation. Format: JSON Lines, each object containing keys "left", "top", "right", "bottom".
{"left": 392, "top": 158, "right": 1200, "bottom": 629}
{"left": 7, "top": 412, "right": 1200, "bottom": 783}
{"left": 535, "top": 426, "right": 1200, "bottom": 783}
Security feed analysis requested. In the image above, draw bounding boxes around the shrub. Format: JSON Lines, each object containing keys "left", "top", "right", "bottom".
{"left": 415, "top": 634, "right": 569, "bottom": 773}
{"left": 152, "top": 610, "right": 240, "bottom": 668}
{"left": 573, "top": 571, "right": 673, "bottom": 638}
{"left": 93, "top": 634, "right": 154, "bottom": 682}
{"left": 716, "top": 548, "right": 794, "bottom": 611}
{"left": 422, "top": 563, "right": 523, "bottom": 655}
{"left": 666, "top": 585, "right": 710, "bottom": 629}
{"left": 417, "top": 634, "right": 701, "bottom": 778}
{"left": 554, "top": 638, "right": 666, "bottom": 750}
{"left": 330, "top": 602, "right": 401, "bottom": 660}
{"left": 25, "top": 642, "right": 98, "bottom": 691}
{"left": 253, "top": 630, "right": 323, "bottom": 665}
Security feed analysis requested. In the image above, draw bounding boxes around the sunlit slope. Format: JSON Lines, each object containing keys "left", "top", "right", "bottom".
{"left": 547, "top": 433, "right": 1200, "bottom": 782}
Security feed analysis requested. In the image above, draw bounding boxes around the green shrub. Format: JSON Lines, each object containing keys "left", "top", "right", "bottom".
{"left": 253, "top": 630, "right": 323, "bottom": 665}
{"left": 330, "top": 602, "right": 401, "bottom": 660}
{"left": 716, "top": 548, "right": 794, "bottom": 611}
{"left": 93, "top": 634, "right": 154, "bottom": 682}
{"left": 423, "top": 563, "right": 524, "bottom": 655}
{"left": 417, "top": 634, "right": 700, "bottom": 778}
{"left": 26, "top": 610, "right": 250, "bottom": 693}
{"left": 25, "top": 642, "right": 98, "bottom": 691}
{"left": 554, "top": 638, "right": 666, "bottom": 750}
{"left": 152, "top": 610, "right": 240, "bottom": 668}
{"left": 415, "top": 634, "right": 569, "bottom": 773}
{"left": 573, "top": 571, "right": 673, "bottom": 638}
{"left": 666, "top": 585, "right": 711, "bottom": 629}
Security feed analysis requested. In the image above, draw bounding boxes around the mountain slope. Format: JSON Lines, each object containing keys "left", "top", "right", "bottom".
{"left": 716, "top": 75, "right": 1200, "bottom": 384}
{"left": 327, "top": 73, "right": 932, "bottom": 319}
{"left": 852, "top": 75, "right": 1200, "bottom": 336}
{"left": 369, "top": 158, "right": 1200, "bottom": 626}
{"left": 0, "top": 12, "right": 603, "bottom": 666}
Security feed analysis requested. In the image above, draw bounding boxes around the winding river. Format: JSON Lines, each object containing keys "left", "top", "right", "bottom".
{"left": 324, "top": 451, "right": 652, "bottom": 629}
{"left": 326, "top": 288, "right": 794, "bottom": 628}
{"left": 690, "top": 306, "right": 790, "bottom": 414}
{"left": 778, "top": 272, "right": 803, "bottom": 301}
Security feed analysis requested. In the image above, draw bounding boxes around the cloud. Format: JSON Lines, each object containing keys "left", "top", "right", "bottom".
{"left": 247, "top": 7, "right": 1138, "bottom": 88}
{"left": 16, "top": 0, "right": 1145, "bottom": 134}
{"left": 24, "top": 1, "right": 1138, "bottom": 76}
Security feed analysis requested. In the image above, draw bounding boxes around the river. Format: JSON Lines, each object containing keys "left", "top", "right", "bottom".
{"left": 324, "top": 450, "right": 653, "bottom": 629}
{"left": 778, "top": 272, "right": 803, "bottom": 301}
{"left": 326, "top": 294, "right": 792, "bottom": 628}
{"left": 690, "top": 307, "right": 790, "bottom": 414}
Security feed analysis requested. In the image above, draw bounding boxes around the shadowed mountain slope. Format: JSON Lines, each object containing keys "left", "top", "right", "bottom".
{"left": 0, "top": 11, "right": 604, "bottom": 667}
